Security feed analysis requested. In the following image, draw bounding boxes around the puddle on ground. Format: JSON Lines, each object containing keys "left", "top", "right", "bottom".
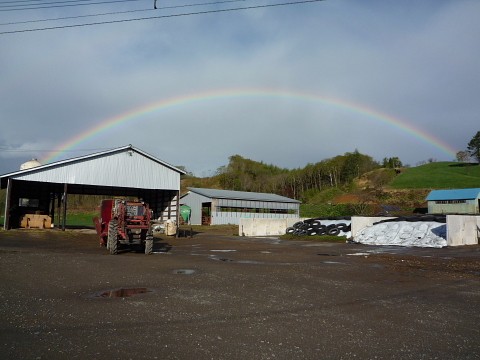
{"left": 208, "top": 255, "right": 234, "bottom": 262}
{"left": 237, "top": 260, "right": 264, "bottom": 264}
{"left": 172, "top": 269, "right": 196, "bottom": 275}
{"left": 209, "top": 256, "right": 264, "bottom": 264}
{"left": 95, "top": 288, "right": 152, "bottom": 298}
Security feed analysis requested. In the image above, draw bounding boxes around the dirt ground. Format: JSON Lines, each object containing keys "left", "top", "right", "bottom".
{"left": 0, "top": 228, "right": 479, "bottom": 359}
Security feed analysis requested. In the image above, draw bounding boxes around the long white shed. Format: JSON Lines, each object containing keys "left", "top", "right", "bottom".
{"left": 180, "top": 187, "right": 300, "bottom": 225}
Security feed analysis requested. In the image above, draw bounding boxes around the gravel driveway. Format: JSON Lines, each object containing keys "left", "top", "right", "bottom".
{"left": 0, "top": 229, "right": 479, "bottom": 359}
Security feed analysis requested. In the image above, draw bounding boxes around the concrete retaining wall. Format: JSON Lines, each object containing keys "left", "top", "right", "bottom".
{"left": 446, "top": 215, "right": 480, "bottom": 246}
{"left": 239, "top": 218, "right": 304, "bottom": 237}
{"left": 239, "top": 215, "right": 480, "bottom": 246}
{"left": 351, "top": 215, "right": 479, "bottom": 247}
{"left": 240, "top": 217, "right": 393, "bottom": 238}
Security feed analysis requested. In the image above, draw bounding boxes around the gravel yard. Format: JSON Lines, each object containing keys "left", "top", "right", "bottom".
{"left": 0, "top": 229, "right": 479, "bottom": 359}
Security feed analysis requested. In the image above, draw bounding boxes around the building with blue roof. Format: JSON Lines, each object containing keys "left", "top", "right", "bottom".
{"left": 180, "top": 187, "right": 301, "bottom": 225}
{"left": 426, "top": 188, "right": 480, "bottom": 214}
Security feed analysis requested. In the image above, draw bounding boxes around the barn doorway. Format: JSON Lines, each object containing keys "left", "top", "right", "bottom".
{"left": 201, "top": 202, "right": 211, "bottom": 225}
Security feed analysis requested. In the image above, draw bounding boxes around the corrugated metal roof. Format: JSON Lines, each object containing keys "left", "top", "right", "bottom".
{"left": 426, "top": 188, "right": 480, "bottom": 201}
{"left": 187, "top": 187, "right": 301, "bottom": 203}
{"left": 1, "top": 145, "right": 185, "bottom": 178}
{"left": 0, "top": 145, "right": 185, "bottom": 190}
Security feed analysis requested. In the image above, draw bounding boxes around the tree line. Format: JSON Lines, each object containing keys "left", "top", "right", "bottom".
{"left": 213, "top": 150, "right": 388, "bottom": 201}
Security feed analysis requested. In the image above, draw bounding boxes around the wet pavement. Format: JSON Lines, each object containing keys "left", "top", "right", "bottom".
{"left": 0, "top": 229, "right": 479, "bottom": 359}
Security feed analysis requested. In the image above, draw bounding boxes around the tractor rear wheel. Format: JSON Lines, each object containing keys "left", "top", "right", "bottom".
{"left": 108, "top": 220, "right": 118, "bottom": 255}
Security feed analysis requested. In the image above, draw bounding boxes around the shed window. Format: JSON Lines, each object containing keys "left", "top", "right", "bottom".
{"left": 435, "top": 200, "right": 467, "bottom": 204}
{"left": 19, "top": 198, "right": 39, "bottom": 207}
{"left": 217, "top": 206, "right": 295, "bottom": 214}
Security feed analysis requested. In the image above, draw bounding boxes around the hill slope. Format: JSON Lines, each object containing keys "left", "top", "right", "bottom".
{"left": 389, "top": 162, "right": 480, "bottom": 189}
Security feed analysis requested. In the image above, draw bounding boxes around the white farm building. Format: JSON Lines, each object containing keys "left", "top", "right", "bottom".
{"left": 180, "top": 187, "right": 301, "bottom": 225}
{"left": 1, "top": 145, "right": 185, "bottom": 230}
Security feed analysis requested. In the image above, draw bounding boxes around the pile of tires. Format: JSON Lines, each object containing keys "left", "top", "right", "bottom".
{"left": 286, "top": 218, "right": 352, "bottom": 237}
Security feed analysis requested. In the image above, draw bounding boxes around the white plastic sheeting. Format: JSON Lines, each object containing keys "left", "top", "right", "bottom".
{"left": 354, "top": 221, "right": 447, "bottom": 248}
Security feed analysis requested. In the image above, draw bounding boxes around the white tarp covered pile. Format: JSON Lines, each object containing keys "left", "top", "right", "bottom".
{"left": 354, "top": 221, "right": 447, "bottom": 248}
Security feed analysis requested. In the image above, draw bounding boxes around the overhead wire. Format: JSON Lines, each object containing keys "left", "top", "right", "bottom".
{"left": 0, "top": 0, "right": 324, "bottom": 34}
{"left": 0, "top": 0, "right": 246, "bottom": 26}
{"left": 2, "top": 0, "right": 92, "bottom": 3}
{"left": 0, "top": 0, "right": 144, "bottom": 11}
{"left": 0, "top": 0, "right": 122, "bottom": 8}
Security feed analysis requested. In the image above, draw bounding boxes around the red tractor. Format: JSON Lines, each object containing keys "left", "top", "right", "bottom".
{"left": 93, "top": 199, "right": 154, "bottom": 255}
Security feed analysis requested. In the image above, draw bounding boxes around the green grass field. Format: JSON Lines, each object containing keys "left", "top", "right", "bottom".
{"left": 66, "top": 212, "right": 97, "bottom": 227}
{"left": 0, "top": 213, "right": 96, "bottom": 228}
{"left": 390, "top": 162, "right": 480, "bottom": 189}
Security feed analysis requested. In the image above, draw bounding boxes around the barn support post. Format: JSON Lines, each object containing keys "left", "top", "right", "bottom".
{"left": 62, "top": 183, "right": 68, "bottom": 231}
{"left": 175, "top": 190, "right": 180, "bottom": 238}
{"left": 161, "top": 191, "right": 165, "bottom": 221}
{"left": 167, "top": 191, "right": 172, "bottom": 219}
{"left": 3, "top": 178, "right": 12, "bottom": 230}
{"left": 49, "top": 193, "right": 55, "bottom": 227}
{"left": 176, "top": 190, "right": 180, "bottom": 224}
{"left": 57, "top": 192, "right": 62, "bottom": 227}
{"left": 153, "top": 190, "right": 159, "bottom": 219}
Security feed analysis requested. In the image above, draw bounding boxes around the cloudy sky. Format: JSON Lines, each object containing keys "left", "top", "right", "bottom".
{"left": 1, "top": 0, "right": 479, "bottom": 176}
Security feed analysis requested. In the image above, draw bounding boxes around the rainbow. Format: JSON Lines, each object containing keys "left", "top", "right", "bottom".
{"left": 42, "top": 88, "right": 457, "bottom": 164}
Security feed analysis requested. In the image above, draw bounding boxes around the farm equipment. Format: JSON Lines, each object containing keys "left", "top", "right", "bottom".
{"left": 93, "top": 199, "right": 154, "bottom": 255}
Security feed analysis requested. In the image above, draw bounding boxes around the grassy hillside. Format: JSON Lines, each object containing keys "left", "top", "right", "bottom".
{"left": 390, "top": 162, "right": 480, "bottom": 189}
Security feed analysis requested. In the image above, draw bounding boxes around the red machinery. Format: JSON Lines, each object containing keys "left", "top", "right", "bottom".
{"left": 93, "top": 199, "right": 154, "bottom": 255}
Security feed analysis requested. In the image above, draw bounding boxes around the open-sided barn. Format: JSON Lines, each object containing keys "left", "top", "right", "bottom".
{"left": 0, "top": 145, "right": 185, "bottom": 230}
{"left": 180, "top": 187, "right": 301, "bottom": 225}
{"left": 426, "top": 188, "right": 480, "bottom": 214}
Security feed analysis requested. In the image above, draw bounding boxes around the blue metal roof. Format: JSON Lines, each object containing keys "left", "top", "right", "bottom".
{"left": 187, "top": 187, "right": 301, "bottom": 203}
{"left": 426, "top": 188, "right": 480, "bottom": 201}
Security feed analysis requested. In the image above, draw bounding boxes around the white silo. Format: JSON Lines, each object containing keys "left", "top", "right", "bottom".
{"left": 20, "top": 158, "right": 41, "bottom": 170}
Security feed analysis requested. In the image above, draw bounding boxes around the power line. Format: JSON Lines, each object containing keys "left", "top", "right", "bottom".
{"left": 0, "top": 0, "right": 117, "bottom": 9}
{"left": 0, "top": 8, "right": 147, "bottom": 25}
{"left": 2, "top": 0, "right": 90, "bottom": 4}
{"left": 0, "top": 0, "right": 246, "bottom": 26}
{"left": 1, "top": 0, "right": 74, "bottom": 4}
{"left": 0, "top": 0, "right": 144, "bottom": 11}
{"left": 0, "top": 0, "right": 324, "bottom": 34}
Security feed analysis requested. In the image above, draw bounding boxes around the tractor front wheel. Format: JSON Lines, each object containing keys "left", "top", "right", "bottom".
{"left": 145, "top": 234, "right": 153, "bottom": 255}
{"left": 108, "top": 220, "right": 118, "bottom": 255}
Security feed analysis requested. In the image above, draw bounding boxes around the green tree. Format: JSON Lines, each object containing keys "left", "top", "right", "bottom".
{"left": 382, "top": 157, "right": 403, "bottom": 168}
{"left": 467, "top": 131, "right": 480, "bottom": 163}
{"left": 456, "top": 150, "right": 470, "bottom": 162}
